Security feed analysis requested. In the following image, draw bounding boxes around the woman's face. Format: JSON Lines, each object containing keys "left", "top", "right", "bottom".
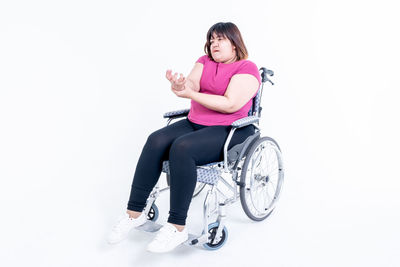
{"left": 210, "top": 32, "right": 237, "bottom": 64}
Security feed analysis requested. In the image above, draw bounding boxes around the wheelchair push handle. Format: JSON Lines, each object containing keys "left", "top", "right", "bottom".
{"left": 260, "top": 67, "right": 274, "bottom": 85}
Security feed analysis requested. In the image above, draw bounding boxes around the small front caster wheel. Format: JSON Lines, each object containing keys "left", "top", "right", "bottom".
{"left": 203, "top": 222, "right": 228, "bottom": 250}
{"left": 147, "top": 203, "right": 159, "bottom": 222}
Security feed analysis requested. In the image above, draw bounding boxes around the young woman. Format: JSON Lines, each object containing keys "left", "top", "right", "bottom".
{"left": 108, "top": 22, "right": 261, "bottom": 253}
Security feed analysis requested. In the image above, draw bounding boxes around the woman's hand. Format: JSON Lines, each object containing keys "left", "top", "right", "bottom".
{"left": 171, "top": 84, "right": 194, "bottom": 99}
{"left": 166, "top": 70, "right": 186, "bottom": 91}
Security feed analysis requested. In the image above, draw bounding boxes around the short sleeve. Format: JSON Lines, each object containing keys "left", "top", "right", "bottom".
{"left": 196, "top": 55, "right": 210, "bottom": 65}
{"left": 235, "top": 60, "right": 262, "bottom": 85}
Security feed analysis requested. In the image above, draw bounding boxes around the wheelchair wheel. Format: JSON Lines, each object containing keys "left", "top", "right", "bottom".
{"left": 166, "top": 173, "right": 206, "bottom": 198}
{"left": 239, "top": 136, "right": 284, "bottom": 221}
{"left": 203, "top": 222, "right": 228, "bottom": 250}
{"left": 146, "top": 203, "right": 159, "bottom": 222}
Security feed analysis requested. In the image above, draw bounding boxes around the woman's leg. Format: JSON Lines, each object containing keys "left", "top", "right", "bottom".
{"left": 167, "top": 123, "right": 255, "bottom": 227}
{"left": 127, "top": 119, "right": 196, "bottom": 216}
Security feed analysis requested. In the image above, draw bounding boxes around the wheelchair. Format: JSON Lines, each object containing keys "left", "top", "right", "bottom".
{"left": 136, "top": 67, "right": 284, "bottom": 250}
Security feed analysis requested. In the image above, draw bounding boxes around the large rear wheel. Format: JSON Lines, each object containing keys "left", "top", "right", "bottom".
{"left": 239, "top": 136, "right": 284, "bottom": 221}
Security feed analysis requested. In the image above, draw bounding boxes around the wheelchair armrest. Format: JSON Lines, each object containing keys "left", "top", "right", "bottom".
{"left": 231, "top": 116, "right": 259, "bottom": 128}
{"left": 163, "top": 108, "right": 190, "bottom": 119}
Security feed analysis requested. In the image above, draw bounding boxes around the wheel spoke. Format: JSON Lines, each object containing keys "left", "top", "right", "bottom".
{"left": 268, "top": 168, "right": 279, "bottom": 176}
{"left": 251, "top": 182, "right": 265, "bottom": 215}
{"left": 269, "top": 179, "right": 277, "bottom": 189}
{"left": 266, "top": 182, "right": 275, "bottom": 200}
{"left": 256, "top": 186, "right": 264, "bottom": 214}
{"left": 263, "top": 187, "right": 271, "bottom": 209}
{"left": 264, "top": 147, "right": 271, "bottom": 175}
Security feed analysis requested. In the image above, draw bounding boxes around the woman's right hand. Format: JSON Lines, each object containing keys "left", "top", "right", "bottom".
{"left": 166, "top": 69, "right": 186, "bottom": 91}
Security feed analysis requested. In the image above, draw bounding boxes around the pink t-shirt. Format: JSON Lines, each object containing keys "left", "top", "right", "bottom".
{"left": 187, "top": 55, "right": 262, "bottom": 126}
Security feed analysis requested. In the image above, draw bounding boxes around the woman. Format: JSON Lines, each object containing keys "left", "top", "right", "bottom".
{"left": 108, "top": 22, "right": 261, "bottom": 253}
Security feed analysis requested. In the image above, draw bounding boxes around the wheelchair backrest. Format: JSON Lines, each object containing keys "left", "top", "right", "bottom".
{"left": 248, "top": 67, "right": 272, "bottom": 117}
{"left": 247, "top": 87, "right": 262, "bottom": 117}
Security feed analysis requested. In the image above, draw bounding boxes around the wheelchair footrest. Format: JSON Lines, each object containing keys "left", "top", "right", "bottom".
{"left": 186, "top": 233, "right": 200, "bottom": 246}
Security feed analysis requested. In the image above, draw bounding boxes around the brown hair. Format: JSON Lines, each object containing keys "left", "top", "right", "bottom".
{"left": 204, "top": 22, "right": 248, "bottom": 62}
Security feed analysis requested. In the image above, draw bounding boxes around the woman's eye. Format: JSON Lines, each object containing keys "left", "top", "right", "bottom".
{"left": 211, "top": 38, "right": 222, "bottom": 43}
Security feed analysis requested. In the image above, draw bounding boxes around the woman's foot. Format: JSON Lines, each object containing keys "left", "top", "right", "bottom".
{"left": 146, "top": 223, "right": 188, "bottom": 253}
{"left": 171, "top": 223, "right": 185, "bottom": 232}
{"left": 127, "top": 210, "right": 142, "bottom": 219}
{"left": 107, "top": 212, "right": 147, "bottom": 244}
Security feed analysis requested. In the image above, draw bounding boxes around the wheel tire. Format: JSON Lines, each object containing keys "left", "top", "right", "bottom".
{"left": 147, "top": 203, "right": 159, "bottom": 222}
{"left": 239, "top": 136, "right": 284, "bottom": 221}
{"left": 202, "top": 222, "right": 228, "bottom": 250}
{"left": 166, "top": 173, "right": 206, "bottom": 198}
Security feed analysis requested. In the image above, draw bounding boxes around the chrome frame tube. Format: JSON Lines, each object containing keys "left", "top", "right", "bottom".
{"left": 254, "top": 82, "right": 265, "bottom": 118}
{"left": 202, "top": 186, "right": 216, "bottom": 235}
{"left": 216, "top": 186, "right": 229, "bottom": 200}
{"left": 223, "top": 128, "right": 236, "bottom": 173}
{"left": 219, "top": 174, "right": 236, "bottom": 192}
{"left": 213, "top": 203, "right": 226, "bottom": 244}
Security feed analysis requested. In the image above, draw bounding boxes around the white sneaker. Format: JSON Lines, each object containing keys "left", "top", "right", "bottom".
{"left": 107, "top": 212, "right": 147, "bottom": 244}
{"left": 146, "top": 223, "right": 188, "bottom": 253}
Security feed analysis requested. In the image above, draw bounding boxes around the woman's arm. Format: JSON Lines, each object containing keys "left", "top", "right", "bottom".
{"left": 184, "top": 63, "right": 203, "bottom": 92}
{"left": 189, "top": 74, "right": 260, "bottom": 113}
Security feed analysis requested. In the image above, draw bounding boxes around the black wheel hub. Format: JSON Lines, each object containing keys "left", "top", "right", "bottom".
{"left": 207, "top": 227, "right": 226, "bottom": 247}
{"left": 147, "top": 207, "right": 155, "bottom": 220}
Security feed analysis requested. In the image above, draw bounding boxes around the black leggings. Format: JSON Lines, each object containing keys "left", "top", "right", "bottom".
{"left": 127, "top": 118, "right": 255, "bottom": 225}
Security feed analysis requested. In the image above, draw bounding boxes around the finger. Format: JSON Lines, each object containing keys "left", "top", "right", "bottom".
{"left": 168, "top": 70, "right": 174, "bottom": 80}
{"left": 178, "top": 76, "right": 186, "bottom": 84}
{"left": 171, "top": 73, "right": 177, "bottom": 83}
{"left": 167, "top": 70, "right": 175, "bottom": 81}
{"left": 166, "top": 69, "right": 172, "bottom": 78}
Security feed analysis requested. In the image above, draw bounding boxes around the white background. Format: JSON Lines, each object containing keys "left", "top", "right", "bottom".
{"left": 1, "top": 0, "right": 399, "bottom": 266}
